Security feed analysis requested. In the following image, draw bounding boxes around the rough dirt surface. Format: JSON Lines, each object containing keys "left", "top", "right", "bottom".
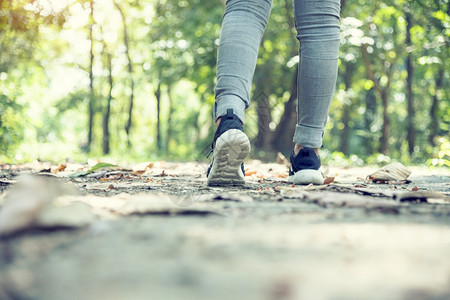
{"left": 0, "top": 161, "right": 449, "bottom": 300}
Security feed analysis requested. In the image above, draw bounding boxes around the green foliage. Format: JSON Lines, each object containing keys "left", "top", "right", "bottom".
{"left": 0, "top": 95, "right": 24, "bottom": 156}
{"left": 0, "top": 0, "right": 448, "bottom": 166}
{"left": 426, "top": 136, "right": 450, "bottom": 167}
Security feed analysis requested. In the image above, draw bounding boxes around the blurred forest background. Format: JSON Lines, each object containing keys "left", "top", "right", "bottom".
{"left": 0, "top": 0, "right": 449, "bottom": 166}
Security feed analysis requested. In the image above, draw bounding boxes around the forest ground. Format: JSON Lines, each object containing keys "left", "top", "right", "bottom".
{"left": 0, "top": 161, "right": 449, "bottom": 300}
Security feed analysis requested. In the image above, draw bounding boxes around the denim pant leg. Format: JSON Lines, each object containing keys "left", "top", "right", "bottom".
{"left": 293, "top": 0, "right": 341, "bottom": 148}
{"left": 214, "top": 0, "right": 273, "bottom": 124}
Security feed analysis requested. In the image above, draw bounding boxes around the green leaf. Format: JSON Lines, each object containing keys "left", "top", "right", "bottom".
{"left": 88, "top": 162, "right": 118, "bottom": 172}
{"left": 68, "top": 163, "right": 118, "bottom": 178}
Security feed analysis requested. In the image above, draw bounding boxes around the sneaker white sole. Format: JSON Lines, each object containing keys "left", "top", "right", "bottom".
{"left": 207, "top": 129, "right": 250, "bottom": 186}
{"left": 288, "top": 169, "right": 324, "bottom": 185}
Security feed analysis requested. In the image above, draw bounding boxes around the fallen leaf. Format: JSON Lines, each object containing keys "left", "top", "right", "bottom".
{"left": 0, "top": 176, "right": 80, "bottom": 237}
{"left": 323, "top": 177, "right": 335, "bottom": 185}
{"left": 99, "top": 178, "right": 113, "bottom": 182}
{"left": 89, "top": 162, "right": 119, "bottom": 172}
{"left": 52, "top": 164, "right": 67, "bottom": 174}
{"left": 68, "top": 162, "right": 120, "bottom": 178}
{"left": 132, "top": 170, "right": 146, "bottom": 176}
{"left": 354, "top": 184, "right": 368, "bottom": 188}
{"left": 246, "top": 171, "right": 257, "bottom": 176}
{"left": 367, "top": 163, "right": 411, "bottom": 183}
{"left": 411, "top": 186, "right": 419, "bottom": 191}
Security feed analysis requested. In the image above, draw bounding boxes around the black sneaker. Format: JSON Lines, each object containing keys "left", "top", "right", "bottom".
{"left": 207, "top": 109, "right": 250, "bottom": 186}
{"left": 288, "top": 147, "right": 324, "bottom": 185}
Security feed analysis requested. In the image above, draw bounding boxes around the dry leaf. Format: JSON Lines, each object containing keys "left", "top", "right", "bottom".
{"left": 99, "top": 178, "right": 113, "bottom": 182}
{"left": 354, "top": 184, "right": 368, "bottom": 188}
{"left": 132, "top": 170, "right": 146, "bottom": 176}
{"left": 0, "top": 176, "right": 79, "bottom": 236}
{"left": 367, "top": 163, "right": 412, "bottom": 183}
{"left": 246, "top": 171, "right": 257, "bottom": 176}
{"left": 323, "top": 177, "right": 335, "bottom": 185}
{"left": 52, "top": 164, "right": 67, "bottom": 174}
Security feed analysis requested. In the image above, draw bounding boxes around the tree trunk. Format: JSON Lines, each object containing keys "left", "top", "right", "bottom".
{"left": 364, "top": 88, "right": 376, "bottom": 155}
{"left": 255, "top": 0, "right": 298, "bottom": 154}
{"left": 361, "top": 44, "right": 392, "bottom": 155}
{"left": 114, "top": 2, "right": 135, "bottom": 149}
{"left": 340, "top": 63, "right": 355, "bottom": 155}
{"left": 268, "top": 1, "right": 298, "bottom": 155}
{"left": 379, "top": 91, "right": 390, "bottom": 154}
{"left": 341, "top": 105, "right": 351, "bottom": 155}
{"left": 271, "top": 65, "right": 298, "bottom": 154}
{"left": 429, "top": 67, "right": 444, "bottom": 145}
{"left": 254, "top": 89, "right": 273, "bottom": 151}
{"left": 166, "top": 84, "right": 173, "bottom": 153}
{"left": 102, "top": 41, "right": 113, "bottom": 155}
{"left": 87, "top": 0, "right": 95, "bottom": 152}
{"left": 155, "top": 80, "right": 162, "bottom": 152}
{"left": 405, "top": 11, "right": 415, "bottom": 155}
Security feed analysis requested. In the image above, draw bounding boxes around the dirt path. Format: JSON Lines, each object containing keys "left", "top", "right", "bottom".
{"left": 0, "top": 162, "right": 449, "bottom": 300}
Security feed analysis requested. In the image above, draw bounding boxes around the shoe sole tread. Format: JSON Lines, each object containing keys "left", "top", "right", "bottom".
{"left": 207, "top": 129, "right": 250, "bottom": 186}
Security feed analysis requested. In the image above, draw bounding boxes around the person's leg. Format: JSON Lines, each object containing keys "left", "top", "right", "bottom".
{"left": 289, "top": 0, "right": 340, "bottom": 184}
{"left": 214, "top": 0, "right": 273, "bottom": 124}
{"left": 207, "top": 0, "right": 272, "bottom": 186}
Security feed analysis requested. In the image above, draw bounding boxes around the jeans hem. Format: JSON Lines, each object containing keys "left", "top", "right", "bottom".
{"left": 293, "top": 124, "right": 324, "bottom": 148}
{"left": 214, "top": 96, "right": 246, "bottom": 124}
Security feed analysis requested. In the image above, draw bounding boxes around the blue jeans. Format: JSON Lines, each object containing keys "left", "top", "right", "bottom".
{"left": 214, "top": 0, "right": 340, "bottom": 148}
